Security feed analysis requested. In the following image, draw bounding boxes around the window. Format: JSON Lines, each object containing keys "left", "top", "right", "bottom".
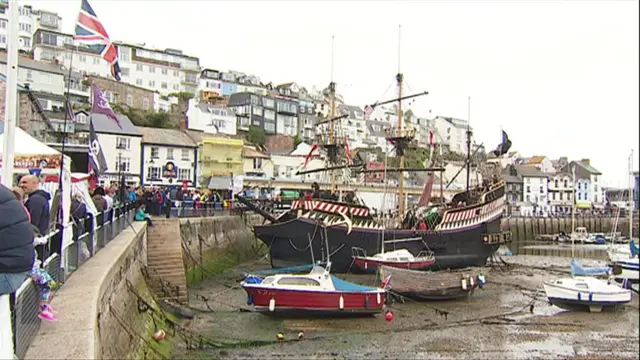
{"left": 20, "top": 37, "right": 30, "bottom": 47}
{"left": 594, "top": 185, "right": 598, "bottom": 192}
{"left": 594, "top": 195, "right": 598, "bottom": 203}
{"left": 276, "top": 277, "right": 320, "bottom": 286}
{"left": 185, "top": 72, "right": 197, "bottom": 83}
{"left": 161, "top": 68, "right": 168, "bottom": 75}
{"left": 116, "top": 137, "right": 130, "bottom": 150}
{"left": 166, "top": 148, "right": 174, "bottom": 160}
{"left": 136, "top": 79, "right": 142, "bottom": 86}
{"left": 136, "top": 64, "right": 143, "bottom": 71}
{"left": 161, "top": 82, "right": 168, "bottom": 89}
{"left": 19, "top": 7, "right": 31, "bottom": 16}
{"left": 526, "top": 185, "right": 531, "bottom": 193}
{"left": 539, "top": 186, "right": 543, "bottom": 193}
{"left": 0, "top": 20, "right": 6, "bottom": 29}
{"left": 178, "top": 169, "right": 191, "bottom": 181}
{"left": 551, "top": 193, "right": 556, "bottom": 200}
{"left": 118, "top": 50, "right": 130, "bottom": 62}
{"left": 149, "top": 66, "right": 155, "bottom": 73}
{"left": 252, "top": 106, "right": 262, "bottom": 116}
{"left": 79, "top": 55, "right": 87, "bottom": 63}
{"left": 0, "top": 35, "right": 6, "bottom": 44}
{"left": 181, "top": 149, "right": 190, "bottom": 160}
{"left": 526, "top": 178, "right": 530, "bottom": 183}
{"left": 41, "top": 32, "right": 57, "bottom": 45}
{"left": 264, "top": 109, "right": 275, "bottom": 120}
{"left": 143, "top": 98, "right": 150, "bottom": 110}
{"left": 578, "top": 193, "right": 582, "bottom": 201}
{"left": 40, "top": 13, "right": 59, "bottom": 27}
{"left": 147, "top": 166, "right": 161, "bottom": 179}
{"left": 19, "top": 23, "right": 31, "bottom": 32}
{"left": 116, "top": 157, "right": 131, "bottom": 172}
{"left": 75, "top": 113, "right": 88, "bottom": 124}
{"left": 262, "top": 98, "right": 275, "bottom": 108}
{"left": 173, "top": 84, "right": 179, "bottom": 90}
{"left": 264, "top": 122, "right": 275, "bottom": 133}
{"left": 554, "top": 179, "right": 558, "bottom": 188}
{"left": 253, "top": 158, "right": 263, "bottom": 169}
{"left": 564, "top": 179, "right": 568, "bottom": 188}
{"left": 526, "top": 195, "right": 530, "bottom": 202}
{"left": 26, "top": 70, "right": 32, "bottom": 81}
{"left": 126, "top": 94, "right": 133, "bottom": 106}
{"left": 120, "top": 67, "right": 130, "bottom": 76}
{"left": 173, "top": 70, "right": 179, "bottom": 77}
{"left": 150, "top": 147, "right": 159, "bottom": 158}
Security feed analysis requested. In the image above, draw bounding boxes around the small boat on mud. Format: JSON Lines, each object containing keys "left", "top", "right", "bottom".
{"left": 379, "top": 265, "right": 486, "bottom": 301}
{"left": 542, "top": 277, "right": 631, "bottom": 313}
{"left": 241, "top": 263, "right": 387, "bottom": 317}
{"left": 351, "top": 247, "right": 436, "bottom": 273}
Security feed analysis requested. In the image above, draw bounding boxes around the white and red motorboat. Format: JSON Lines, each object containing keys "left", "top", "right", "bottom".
{"left": 241, "top": 263, "right": 388, "bottom": 317}
{"left": 351, "top": 247, "right": 436, "bottom": 273}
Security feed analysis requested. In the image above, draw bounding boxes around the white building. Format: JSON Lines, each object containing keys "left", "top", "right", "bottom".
{"left": 153, "top": 93, "right": 178, "bottom": 112}
{"left": 487, "top": 151, "right": 520, "bottom": 168}
{"left": 91, "top": 113, "right": 142, "bottom": 186}
{"left": 32, "top": 29, "right": 201, "bottom": 97}
{"left": 548, "top": 171, "right": 573, "bottom": 214}
{"left": 0, "top": 3, "right": 62, "bottom": 52}
{"left": 338, "top": 104, "right": 367, "bottom": 149}
{"left": 242, "top": 145, "right": 273, "bottom": 179}
{"left": 271, "top": 142, "right": 326, "bottom": 183}
{"left": 137, "top": 127, "right": 198, "bottom": 186}
{"left": 185, "top": 98, "right": 237, "bottom": 136}
{"left": 432, "top": 116, "right": 470, "bottom": 154}
{"left": 516, "top": 165, "right": 549, "bottom": 216}
{"left": 0, "top": 53, "right": 65, "bottom": 95}
{"left": 560, "top": 159, "right": 605, "bottom": 209}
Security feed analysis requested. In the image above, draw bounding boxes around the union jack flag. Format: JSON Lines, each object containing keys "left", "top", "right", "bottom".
{"left": 74, "top": 0, "right": 121, "bottom": 81}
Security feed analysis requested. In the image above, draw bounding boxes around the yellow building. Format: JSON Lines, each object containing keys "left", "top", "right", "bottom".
{"left": 199, "top": 137, "right": 243, "bottom": 189}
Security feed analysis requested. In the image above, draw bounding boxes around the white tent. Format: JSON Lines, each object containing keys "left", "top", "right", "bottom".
{"left": 0, "top": 127, "right": 71, "bottom": 174}
{"left": 0, "top": 127, "right": 73, "bottom": 258}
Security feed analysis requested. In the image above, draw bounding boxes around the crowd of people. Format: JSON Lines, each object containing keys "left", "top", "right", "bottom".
{"left": 0, "top": 176, "right": 57, "bottom": 322}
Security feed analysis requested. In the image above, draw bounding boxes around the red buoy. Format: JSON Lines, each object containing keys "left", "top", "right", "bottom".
{"left": 385, "top": 311, "right": 394, "bottom": 322}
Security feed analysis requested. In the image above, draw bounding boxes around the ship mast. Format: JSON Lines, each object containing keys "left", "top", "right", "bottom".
{"left": 396, "top": 25, "right": 405, "bottom": 218}
{"left": 329, "top": 36, "right": 337, "bottom": 193}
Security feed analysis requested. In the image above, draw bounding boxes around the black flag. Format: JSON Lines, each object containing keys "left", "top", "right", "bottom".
{"left": 492, "top": 130, "right": 512, "bottom": 157}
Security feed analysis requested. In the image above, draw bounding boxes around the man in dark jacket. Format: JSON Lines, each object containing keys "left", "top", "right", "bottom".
{"left": 19, "top": 175, "right": 51, "bottom": 236}
{"left": 0, "top": 184, "right": 35, "bottom": 295}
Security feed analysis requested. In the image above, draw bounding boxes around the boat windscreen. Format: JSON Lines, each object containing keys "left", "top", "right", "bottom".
{"left": 330, "top": 275, "right": 378, "bottom": 292}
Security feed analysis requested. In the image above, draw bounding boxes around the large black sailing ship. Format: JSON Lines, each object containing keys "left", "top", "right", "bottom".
{"left": 240, "top": 33, "right": 512, "bottom": 273}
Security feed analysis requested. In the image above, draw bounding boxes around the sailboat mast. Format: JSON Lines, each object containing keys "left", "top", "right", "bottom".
{"left": 1, "top": 1, "right": 19, "bottom": 188}
{"left": 329, "top": 36, "right": 337, "bottom": 193}
{"left": 466, "top": 97, "right": 471, "bottom": 192}
{"left": 571, "top": 166, "right": 576, "bottom": 258}
{"left": 629, "top": 150, "right": 634, "bottom": 240}
{"left": 397, "top": 25, "right": 406, "bottom": 218}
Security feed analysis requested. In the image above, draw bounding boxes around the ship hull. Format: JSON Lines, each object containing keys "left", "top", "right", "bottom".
{"left": 254, "top": 214, "right": 503, "bottom": 273}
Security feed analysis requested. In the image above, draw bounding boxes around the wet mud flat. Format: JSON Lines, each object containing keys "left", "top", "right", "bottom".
{"left": 174, "top": 256, "right": 639, "bottom": 359}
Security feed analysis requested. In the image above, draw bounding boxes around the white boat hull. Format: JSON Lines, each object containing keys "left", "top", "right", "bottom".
{"left": 543, "top": 277, "right": 632, "bottom": 312}
{"left": 608, "top": 253, "right": 640, "bottom": 283}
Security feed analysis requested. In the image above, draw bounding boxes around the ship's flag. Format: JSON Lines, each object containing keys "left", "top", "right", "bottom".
{"left": 74, "top": 0, "right": 121, "bottom": 81}
{"left": 88, "top": 119, "right": 108, "bottom": 176}
{"left": 303, "top": 144, "right": 319, "bottom": 169}
{"left": 91, "top": 84, "right": 122, "bottom": 128}
{"left": 492, "top": 130, "right": 512, "bottom": 157}
{"left": 344, "top": 136, "right": 353, "bottom": 165}
{"left": 429, "top": 130, "right": 435, "bottom": 148}
{"left": 363, "top": 105, "right": 374, "bottom": 120}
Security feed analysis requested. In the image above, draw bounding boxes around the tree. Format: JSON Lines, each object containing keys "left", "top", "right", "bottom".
{"left": 293, "top": 135, "right": 303, "bottom": 148}
{"left": 246, "top": 126, "right": 266, "bottom": 146}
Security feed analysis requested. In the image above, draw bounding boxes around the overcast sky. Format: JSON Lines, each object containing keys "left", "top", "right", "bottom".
{"left": 29, "top": 0, "right": 639, "bottom": 187}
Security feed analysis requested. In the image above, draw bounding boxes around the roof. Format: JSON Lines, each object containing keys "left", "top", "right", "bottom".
{"left": 366, "top": 120, "right": 390, "bottom": 137}
{"left": 574, "top": 160, "right": 601, "bottom": 175}
{"left": 338, "top": 104, "right": 364, "bottom": 118}
{"left": 265, "top": 134, "right": 294, "bottom": 155}
{"left": 91, "top": 113, "right": 141, "bottom": 136}
{"left": 503, "top": 174, "right": 522, "bottom": 183}
{"left": 0, "top": 53, "right": 64, "bottom": 75}
{"left": 242, "top": 146, "right": 269, "bottom": 159}
{"left": 527, "top": 156, "right": 547, "bottom": 165}
{"left": 137, "top": 127, "right": 196, "bottom": 147}
{"left": 184, "top": 129, "right": 204, "bottom": 144}
{"left": 30, "top": 91, "right": 67, "bottom": 103}
{"left": 514, "top": 165, "right": 547, "bottom": 178}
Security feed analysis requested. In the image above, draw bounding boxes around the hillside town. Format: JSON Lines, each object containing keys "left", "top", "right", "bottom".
{"left": 0, "top": 3, "right": 637, "bottom": 217}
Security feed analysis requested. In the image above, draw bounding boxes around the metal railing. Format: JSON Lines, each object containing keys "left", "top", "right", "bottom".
{"left": 10, "top": 203, "right": 137, "bottom": 360}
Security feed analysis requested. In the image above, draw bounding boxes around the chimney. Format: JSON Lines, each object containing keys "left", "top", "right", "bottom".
{"left": 178, "top": 117, "right": 187, "bottom": 131}
{"left": 581, "top": 158, "right": 590, "bottom": 165}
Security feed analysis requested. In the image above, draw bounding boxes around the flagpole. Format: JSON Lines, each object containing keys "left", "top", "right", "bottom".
{"left": 1, "top": 3, "right": 20, "bottom": 359}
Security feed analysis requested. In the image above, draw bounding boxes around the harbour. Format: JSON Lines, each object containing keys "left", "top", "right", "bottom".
{"left": 173, "top": 254, "right": 639, "bottom": 359}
